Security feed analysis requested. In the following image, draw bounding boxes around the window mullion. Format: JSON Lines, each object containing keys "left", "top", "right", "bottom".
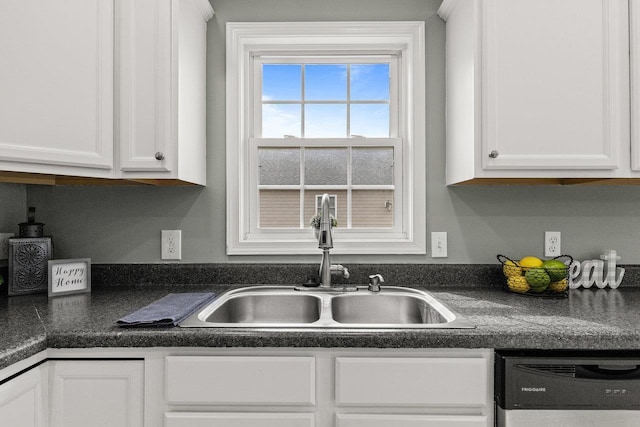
{"left": 259, "top": 55, "right": 398, "bottom": 64}
{"left": 300, "top": 65, "right": 305, "bottom": 227}
{"left": 251, "top": 138, "right": 401, "bottom": 147}
{"left": 300, "top": 65, "right": 306, "bottom": 138}
{"left": 346, "top": 64, "right": 351, "bottom": 138}
{"left": 347, "top": 146, "right": 353, "bottom": 229}
{"left": 300, "top": 147, "right": 305, "bottom": 229}
{"left": 303, "top": 185, "right": 349, "bottom": 190}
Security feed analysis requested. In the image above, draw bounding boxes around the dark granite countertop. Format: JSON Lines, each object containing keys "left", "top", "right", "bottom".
{"left": 2, "top": 283, "right": 640, "bottom": 371}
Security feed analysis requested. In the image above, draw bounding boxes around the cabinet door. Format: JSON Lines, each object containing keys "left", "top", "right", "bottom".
{"left": 0, "top": 365, "right": 48, "bottom": 427}
{"left": 166, "top": 356, "right": 316, "bottom": 406}
{"left": 335, "top": 357, "right": 488, "bottom": 407}
{"left": 117, "top": 0, "right": 173, "bottom": 173}
{"left": 50, "top": 360, "right": 143, "bottom": 427}
{"left": 481, "top": 0, "right": 628, "bottom": 171}
{"left": 336, "top": 414, "right": 488, "bottom": 427}
{"left": 0, "top": 0, "right": 114, "bottom": 172}
{"left": 165, "top": 412, "right": 315, "bottom": 427}
{"left": 631, "top": 0, "right": 640, "bottom": 171}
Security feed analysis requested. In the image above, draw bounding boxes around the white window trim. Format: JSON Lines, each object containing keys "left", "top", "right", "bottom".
{"left": 226, "top": 21, "right": 426, "bottom": 255}
{"left": 314, "top": 194, "right": 337, "bottom": 220}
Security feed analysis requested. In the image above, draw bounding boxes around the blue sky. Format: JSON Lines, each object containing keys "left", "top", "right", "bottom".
{"left": 262, "top": 63, "right": 390, "bottom": 138}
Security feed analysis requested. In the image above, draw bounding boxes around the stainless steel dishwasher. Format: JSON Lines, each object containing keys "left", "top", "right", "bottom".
{"left": 495, "top": 351, "right": 640, "bottom": 426}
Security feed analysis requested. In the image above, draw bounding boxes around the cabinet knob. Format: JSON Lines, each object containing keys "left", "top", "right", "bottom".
{"left": 488, "top": 150, "right": 499, "bottom": 159}
{"left": 155, "top": 152, "right": 165, "bottom": 161}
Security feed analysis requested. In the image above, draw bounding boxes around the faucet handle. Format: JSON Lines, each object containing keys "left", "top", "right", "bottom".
{"left": 330, "top": 264, "right": 350, "bottom": 280}
{"left": 368, "top": 274, "right": 384, "bottom": 292}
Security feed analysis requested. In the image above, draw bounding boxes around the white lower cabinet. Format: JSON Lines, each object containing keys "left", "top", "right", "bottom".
{"left": 165, "top": 356, "right": 315, "bottom": 405}
{"left": 335, "top": 357, "right": 487, "bottom": 407}
{"left": 0, "top": 348, "right": 493, "bottom": 427}
{"left": 333, "top": 356, "right": 489, "bottom": 427}
{"left": 163, "top": 355, "right": 317, "bottom": 427}
{"left": 0, "top": 363, "right": 48, "bottom": 427}
{"left": 335, "top": 414, "right": 488, "bottom": 427}
{"left": 49, "top": 360, "right": 144, "bottom": 427}
{"left": 159, "top": 349, "right": 493, "bottom": 427}
{"left": 165, "top": 412, "right": 316, "bottom": 427}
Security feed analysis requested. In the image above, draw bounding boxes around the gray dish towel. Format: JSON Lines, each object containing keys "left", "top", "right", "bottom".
{"left": 117, "top": 292, "right": 216, "bottom": 327}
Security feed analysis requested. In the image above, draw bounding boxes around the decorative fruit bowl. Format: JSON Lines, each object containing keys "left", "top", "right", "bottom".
{"left": 497, "top": 254, "right": 572, "bottom": 298}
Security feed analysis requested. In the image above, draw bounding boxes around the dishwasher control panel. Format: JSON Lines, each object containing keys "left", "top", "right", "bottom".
{"left": 495, "top": 352, "right": 640, "bottom": 410}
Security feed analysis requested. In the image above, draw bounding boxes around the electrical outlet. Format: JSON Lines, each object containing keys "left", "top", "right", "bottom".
{"left": 0, "top": 233, "right": 14, "bottom": 260}
{"left": 161, "top": 230, "right": 182, "bottom": 260}
{"left": 545, "top": 231, "right": 561, "bottom": 257}
{"left": 431, "top": 231, "right": 448, "bottom": 258}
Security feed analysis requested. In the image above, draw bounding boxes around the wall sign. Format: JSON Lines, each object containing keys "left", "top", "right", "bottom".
{"left": 568, "top": 250, "right": 625, "bottom": 289}
{"left": 48, "top": 258, "right": 91, "bottom": 297}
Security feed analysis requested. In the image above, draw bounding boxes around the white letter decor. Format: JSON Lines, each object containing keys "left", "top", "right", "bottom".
{"left": 568, "top": 250, "right": 625, "bottom": 289}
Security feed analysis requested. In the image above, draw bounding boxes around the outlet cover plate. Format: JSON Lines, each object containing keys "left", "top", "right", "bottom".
{"left": 544, "top": 231, "right": 561, "bottom": 257}
{"left": 161, "top": 230, "right": 182, "bottom": 260}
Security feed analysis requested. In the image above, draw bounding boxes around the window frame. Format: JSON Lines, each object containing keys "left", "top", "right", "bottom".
{"left": 226, "top": 21, "right": 426, "bottom": 255}
{"left": 315, "top": 194, "right": 337, "bottom": 219}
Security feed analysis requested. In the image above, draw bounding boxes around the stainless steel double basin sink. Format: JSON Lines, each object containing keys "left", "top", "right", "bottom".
{"left": 179, "top": 286, "right": 474, "bottom": 329}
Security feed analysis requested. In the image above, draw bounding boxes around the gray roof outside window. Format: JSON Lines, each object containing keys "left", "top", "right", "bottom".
{"left": 259, "top": 147, "right": 394, "bottom": 186}
{"left": 305, "top": 148, "right": 348, "bottom": 185}
{"left": 352, "top": 148, "right": 393, "bottom": 185}
{"left": 258, "top": 148, "right": 300, "bottom": 185}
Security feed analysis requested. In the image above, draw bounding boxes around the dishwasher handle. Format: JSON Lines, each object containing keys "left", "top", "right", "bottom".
{"left": 576, "top": 364, "right": 640, "bottom": 380}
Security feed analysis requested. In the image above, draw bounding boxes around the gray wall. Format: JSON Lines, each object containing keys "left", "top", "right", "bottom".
{"left": 0, "top": 183, "right": 26, "bottom": 239}
{"left": 18, "top": 0, "right": 640, "bottom": 264}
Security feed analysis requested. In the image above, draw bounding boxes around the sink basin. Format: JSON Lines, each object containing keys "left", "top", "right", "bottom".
{"left": 331, "top": 293, "right": 449, "bottom": 325}
{"left": 179, "top": 285, "right": 474, "bottom": 329}
{"left": 203, "top": 293, "right": 321, "bottom": 324}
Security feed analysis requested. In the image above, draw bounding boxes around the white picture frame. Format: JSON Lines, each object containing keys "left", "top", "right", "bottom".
{"left": 48, "top": 258, "right": 91, "bottom": 297}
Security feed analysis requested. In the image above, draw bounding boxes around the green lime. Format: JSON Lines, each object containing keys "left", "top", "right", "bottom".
{"left": 525, "top": 267, "right": 551, "bottom": 292}
{"left": 541, "top": 259, "right": 567, "bottom": 282}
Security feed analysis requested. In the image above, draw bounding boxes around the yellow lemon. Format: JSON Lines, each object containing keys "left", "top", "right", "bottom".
{"left": 519, "top": 256, "right": 543, "bottom": 268}
{"left": 519, "top": 256, "right": 543, "bottom": 272}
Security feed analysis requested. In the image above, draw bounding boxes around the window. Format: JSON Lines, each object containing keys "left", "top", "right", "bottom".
{"left": 314, "top": 194, "right": 337, "bottom": 219}
{"left": 257, "top": 58, "right": 397, "bottom": 230}
{"left": 227, "top": 22, "right": 426, "bottom": 255}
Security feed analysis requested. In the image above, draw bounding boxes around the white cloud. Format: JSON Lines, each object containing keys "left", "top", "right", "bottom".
{"left": 262, "top": 104, "right": 301, "bottom": 138}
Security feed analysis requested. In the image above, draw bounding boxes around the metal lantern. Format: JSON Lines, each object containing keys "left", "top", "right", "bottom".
{"left": 8, "top": 208, "right": 52, "bottom": 296}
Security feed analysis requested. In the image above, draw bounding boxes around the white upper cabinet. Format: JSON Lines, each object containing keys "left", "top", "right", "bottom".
{"left": 117, "top": 0, "right": 212, "bottom": 185}
{"left": 630, "top": 0, "right": 640, "bottom": 172}
{"left": 0, "top": 0, "right": 115, "bottom": 176}
{"left": 439, "top": 0, "right": 631, "bottom": 184}
{"left": 0, "top": 0, "right": 213, "bottom": 185}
